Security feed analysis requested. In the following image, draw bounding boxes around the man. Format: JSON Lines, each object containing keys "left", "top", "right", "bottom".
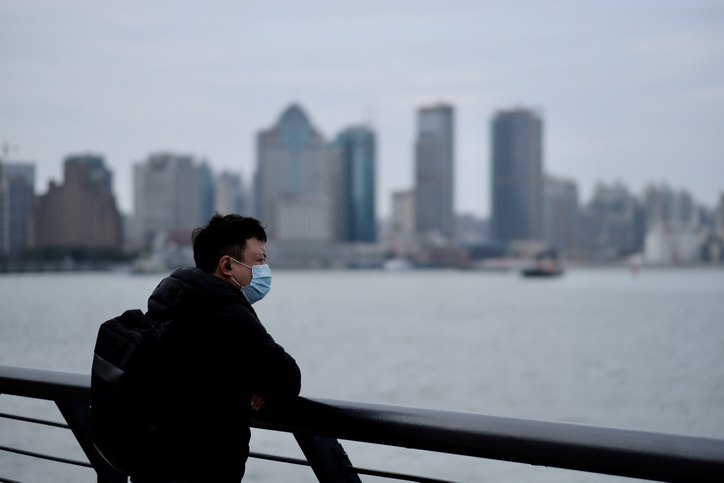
{"left": 133, "top": 214, "right": 301, "bottom": 483}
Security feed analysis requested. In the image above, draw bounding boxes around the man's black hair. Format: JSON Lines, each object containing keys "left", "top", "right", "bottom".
{"left": 192, "top": 214, "right": 267, "bottom": 273}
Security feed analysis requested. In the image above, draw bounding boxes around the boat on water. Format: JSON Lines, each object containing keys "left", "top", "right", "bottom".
{"left": 521, "top": 263, "right": 563, "bottom": 277}
{"left": 521, "top": 249, "right": 563, "bottom": 277}
{"left": 383, "top": 258, "right": 415, "bottom": 271}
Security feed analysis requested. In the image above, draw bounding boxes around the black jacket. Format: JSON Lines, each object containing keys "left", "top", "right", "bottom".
{"left": 135, "top": 267, "right": 301, "bottom": 483}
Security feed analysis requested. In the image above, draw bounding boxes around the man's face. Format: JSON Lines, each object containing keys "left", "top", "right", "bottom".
{"left": 235, "top": 237, "right": 267, "bottom": 287}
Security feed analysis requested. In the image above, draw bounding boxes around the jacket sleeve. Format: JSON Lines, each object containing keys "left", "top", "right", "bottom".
{"left": 239, "top": 313, "right": 302, "bottom": 399}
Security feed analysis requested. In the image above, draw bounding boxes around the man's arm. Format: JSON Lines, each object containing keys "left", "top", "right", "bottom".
{"left": 249, "top": 334, "right": 302, "bottom": 399}
{"left": 240, "top": 315, "right": 302, "bottom": 400}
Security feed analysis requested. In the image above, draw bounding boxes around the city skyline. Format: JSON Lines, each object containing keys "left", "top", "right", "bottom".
{"left": 2, "top": 1, "right": 723, "bottom": 217}
{"left": 2, "top": 136, "right": 721, "bottom": 264}
{"left": 10, "top": 102, "right": 720, "bottom": 222}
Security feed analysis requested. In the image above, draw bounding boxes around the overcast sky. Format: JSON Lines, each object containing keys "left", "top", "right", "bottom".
{"left": 1, "top": 0, "right": 723, "bottom": 217}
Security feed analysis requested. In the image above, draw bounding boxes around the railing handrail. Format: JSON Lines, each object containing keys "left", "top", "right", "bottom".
{"left": 2, "top": 364, "right": 724, "bottom": 482}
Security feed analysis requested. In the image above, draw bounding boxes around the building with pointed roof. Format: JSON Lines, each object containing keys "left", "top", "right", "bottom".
{"left": 255, "top": 104, "right": 341, "bottom": 242}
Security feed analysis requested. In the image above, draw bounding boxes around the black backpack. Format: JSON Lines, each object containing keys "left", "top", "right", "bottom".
{"left": 91, "top": 309, "right": 168, "bottom": 475}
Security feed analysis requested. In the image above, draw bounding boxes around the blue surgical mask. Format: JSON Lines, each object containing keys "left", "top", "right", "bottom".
{"left": 230, "top": 258, "right": 271, "bottom": 304}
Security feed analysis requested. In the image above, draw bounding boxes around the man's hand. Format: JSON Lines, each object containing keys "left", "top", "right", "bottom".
{"left": 250, "top": 392, "right": 266, "bottom": 412}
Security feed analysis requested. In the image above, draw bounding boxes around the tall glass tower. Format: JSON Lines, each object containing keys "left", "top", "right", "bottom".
{"left": 414, "top": 104, "right": 455, "bottom": 240}
{"left": 490, "top": 109, "right": 544, "bottom": 244}
{"left": 334, "top": 126, "right": 376, "bottom": 242}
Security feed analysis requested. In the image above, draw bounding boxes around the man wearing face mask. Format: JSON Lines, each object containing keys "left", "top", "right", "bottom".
{"left": 132, "top": 214, "right": 301, "bottom": 483}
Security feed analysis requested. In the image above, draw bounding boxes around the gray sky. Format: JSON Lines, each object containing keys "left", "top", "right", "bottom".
{"left": 1, "top": 0, "right": 723, "bottom": 217}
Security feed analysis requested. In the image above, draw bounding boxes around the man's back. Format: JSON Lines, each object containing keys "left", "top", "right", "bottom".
{"left": 134, "top": 266, "right": 301, "bottom": 483}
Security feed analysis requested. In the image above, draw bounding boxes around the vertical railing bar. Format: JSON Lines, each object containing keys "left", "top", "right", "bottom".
{"left": 55, "top": 402, "right": 127, "bottom": 483}
{"left": 294, "top": 434, "right": 363, "bottom": 483}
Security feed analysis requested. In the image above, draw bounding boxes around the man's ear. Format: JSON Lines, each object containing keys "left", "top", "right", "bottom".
{"left": 219, "top": 256, "right": 233, "bottom": 275}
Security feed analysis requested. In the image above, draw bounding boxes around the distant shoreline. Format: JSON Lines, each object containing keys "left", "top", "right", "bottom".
{"left": 1, "top": 260, "right": 722, "bottom": 274}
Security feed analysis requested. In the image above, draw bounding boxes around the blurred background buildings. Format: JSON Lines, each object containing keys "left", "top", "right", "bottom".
{"left": 414, "top": 104, "right": 455, "bottom": 244}
{"left": 0, "top": 161, "right": 34, "bottom": 256}
{"left": 490, "top": 109, "right": 544, "bottom": 257}
{"left": 31, "top": 155, "right": 122, "bottom": 251}
{"left": 1, "top": 102, "right": 722, "bottom": 270}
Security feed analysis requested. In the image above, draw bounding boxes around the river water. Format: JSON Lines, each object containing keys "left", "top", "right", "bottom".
{"left": 1, "top": 267, "right": 723, "bottom": 482}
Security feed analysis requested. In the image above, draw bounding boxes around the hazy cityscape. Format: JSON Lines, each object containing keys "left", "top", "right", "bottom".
{"left": 1, "top": 101, "right": 722, "bottom": 271}
{"left": 1, "top": 4, "right": 724, "bottom": 483}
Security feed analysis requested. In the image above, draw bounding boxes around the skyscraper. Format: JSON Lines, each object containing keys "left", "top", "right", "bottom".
{"left": 255, "top": 104, "right": 340, "bottom": 242}
{"left": 333, "top": 126, "right": 376, "bottom": 242}
{"left": 133, "top": 153, "right": 201, "bottom": 247}
{"left": 388, "top": 189, "right": 416, "bottom": 257}
{"left": 490, "top": 108, "right": 544, "bottom": 244}
{"left": 543, "top": 175, "right": 579, "bottom": 253}
{"left": 215, "top": 171, "right": 245, "bottom": 216}
{"left": 716, "top": 193, "right": 724, "bottom": 237}
{"left": 198, "top": 160, "right": 216, "bottom": 226}
{"left": 0, "top": 162, "right": 35, "bottom": 255}
{"left": 414, "top": 103, "right": 455, "bottom": 240}
{"left": 32, "top": 154, "right": 122, "bottom": 249}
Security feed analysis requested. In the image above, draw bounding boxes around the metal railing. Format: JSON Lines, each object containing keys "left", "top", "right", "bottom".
{"left": 1, "top": 364, "right": 723, "bottom": 482}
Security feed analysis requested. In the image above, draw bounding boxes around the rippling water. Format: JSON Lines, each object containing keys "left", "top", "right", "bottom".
{"left": 1, "top": 267, "right": 723, "bottom": 482}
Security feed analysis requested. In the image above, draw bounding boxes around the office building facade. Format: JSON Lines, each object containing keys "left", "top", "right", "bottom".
{"left": 543, "top": 175, "right": 579, "bottom": 253}
{"left": 31, "top": 154, "right": 122, "bottom": 248}
{"left": 215, "top": 171, "right": 245, "bottom": 216}
{"left": 414, "top": 104, "right": 455, "bottom": 240}
{"left": 133, "top": 153, "right": 201, "bottom": 247}
{"left": 255, "top": 104, "right": 341, "bottom": 242}
{"left": 333, "top": 126, "right": 377, "bottom": 242}
{"left": 490, "top": 108, "right": 544, "bottom": 244}
{"left": 0, "top": 162, "right": 35, "bottom": 255}
{"left": 198, "top": 161, "right": 216, "bottom": 226}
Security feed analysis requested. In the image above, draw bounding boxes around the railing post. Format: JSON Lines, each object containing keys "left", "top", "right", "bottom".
{"left": 294, "top": 434, "right": 362, "bottom": 483}
{"left": 55, "top": 402, "right": 127, "bottom": 483}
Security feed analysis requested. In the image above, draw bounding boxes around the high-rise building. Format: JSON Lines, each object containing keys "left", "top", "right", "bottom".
{"left": 133, "top": 153, "right": 201, "bottom": 247}
{"left": 388, "top": 189, "right": 416, "bottom": 257}
{"left": 0, "top": 168, "right": 6, "bottom": 254}
{"left": 414, "top": 104, "right": 455, "bottom": 240}
{"left": 490, "top": 108, "right": 544, "bottom": 245}
{"left": 543, "top": 175, "right": 579, "bottom": 254}
{"left": 581, "top": 181, "right": 645, "bottom": 258}
{"left": 333, "top": 126, "right": 376, "bottom": 242}
{"left": 716, "top": 193, "right": 724, "bottom": 237}
{"left": 215, "top": 171, "right": 245, "bottom": 216}
{"left": 643, "top": 184, "right": 698, "bottom": 229}
{"left": 456, "top": 214, "right": 489, "bottom": 246}
{"left": 198, "top": 160, "right": 216, "bottom": 225}
{"left": 31, "top": 154, "right": 122, "bottom": 248}
{"left": 0, "top": 162, "right": 35, "bottom": 255}
{"left": 255, "top": 104, "right": 341, "bottom": 242}
{"left": 642, "top": 184, "right": 701, "bottom": 264}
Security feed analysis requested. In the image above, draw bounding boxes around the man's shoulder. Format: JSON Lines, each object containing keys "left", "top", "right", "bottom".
{"left": 206, "top": 300, "right": 265, "bottom": 335}
{"left": 149, "top": 266, "right": 254, "bottom": 322}
{"left": 167, "top": 266, "right": 217, "bottom": 287}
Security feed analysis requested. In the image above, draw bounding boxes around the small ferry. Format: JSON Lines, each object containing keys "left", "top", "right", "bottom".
{"left": 521, "top": 249, "right": 563, "bottom": 277}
